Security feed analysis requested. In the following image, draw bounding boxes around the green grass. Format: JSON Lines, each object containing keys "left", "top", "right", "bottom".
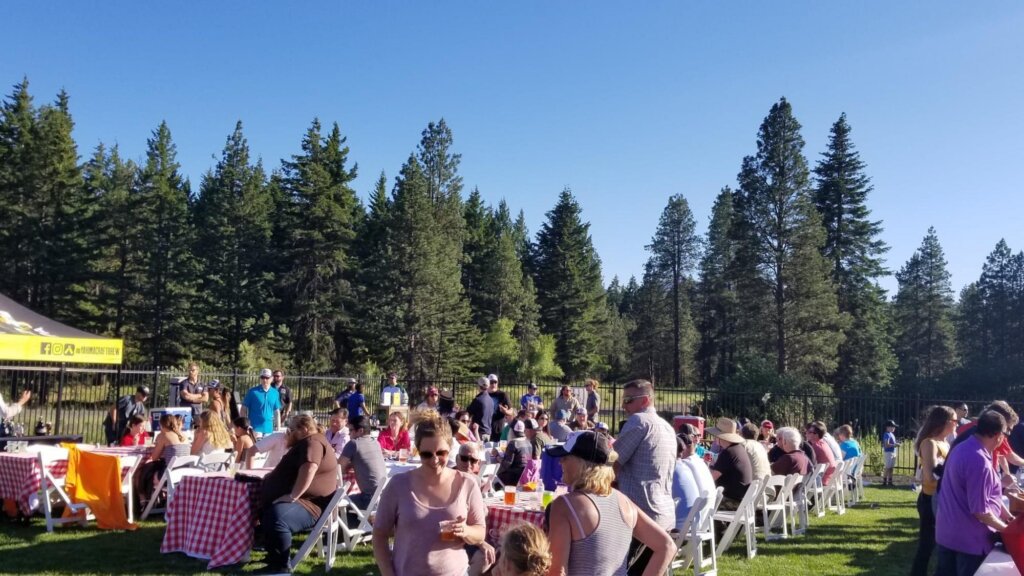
{"left": 0, "top": 486, "right": 918, "bottom": 575}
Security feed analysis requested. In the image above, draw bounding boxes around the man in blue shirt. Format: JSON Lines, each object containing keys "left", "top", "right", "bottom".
{"left": 347, "top": 382, "right": 367, "bottom": 418}
{"left": 242, "top": 368, "right": 281, "bottom": 435}
{"left": 519, "top": 382, "right": 544, "bottom": 411}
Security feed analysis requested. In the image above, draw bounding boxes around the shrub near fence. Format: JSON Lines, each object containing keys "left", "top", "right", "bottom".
{"left": 0, "top": 364, "right": 1008, "bottom": 475}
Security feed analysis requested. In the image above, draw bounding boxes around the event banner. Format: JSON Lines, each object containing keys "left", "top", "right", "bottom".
{"left": 0, "top": 334, "right": 124, "bottom": 364}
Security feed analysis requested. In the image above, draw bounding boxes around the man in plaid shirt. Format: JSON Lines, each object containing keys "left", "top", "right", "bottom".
{"left": 614, "top": 379, "right": 676, "bottom": 575}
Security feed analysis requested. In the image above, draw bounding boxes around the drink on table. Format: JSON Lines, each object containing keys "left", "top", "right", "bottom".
{"left": 398, "top": 448, "right": 408, "bottom": 463}
{"left": 542, "top": 490, "right": 555, "bottom": 508}
{"left": 504, "top": 485, "right": 517, "bottom": 506}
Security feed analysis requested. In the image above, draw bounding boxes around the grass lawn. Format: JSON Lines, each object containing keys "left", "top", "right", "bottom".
{"left": 0, "top": 486, "right": 918, "bottom": 575}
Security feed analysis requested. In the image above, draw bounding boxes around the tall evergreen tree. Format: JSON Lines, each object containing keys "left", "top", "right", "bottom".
{"left": 813, "top": 113, "right": 894, "bottom": 391}
{"left": 957, "top": 240, "right": 1024, "bottom": 370}
{"left": 697, "top": 188, "right": 739, "bottom": 386}
{"left": 192, "top": 122, "right": 274, "bottom": 365}
{"left": 462, "top": 188, "right": 492, "bottom": 329}
{"left": 892, "top": 228, "right": 957, "bottom": 381}
{"left": 279, "top": 120, "right": 361, "bottom": 371}
{"left": 132, "top": 121, "right": 196, "bottom": 366}
{"left": 0, "top": 79, "right": 37, "bottom": 304}
{"left": 354, "top": 171, "right": 400, "bottom": 367}
{"left": 532, "top": 188, "right": 607, "bottom": 380}
{"left": 647, "top": 194, "right": 701, "bottom": 387}
{"left": 735, "top": 98, "right": 847, "bottom": 379}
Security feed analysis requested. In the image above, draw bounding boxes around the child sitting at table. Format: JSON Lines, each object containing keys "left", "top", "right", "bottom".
{"left": 486, "top": 523, "right": 551, "bottom": 576}
{"left": 120, "top": 415, "right": 149, "bottom": 446}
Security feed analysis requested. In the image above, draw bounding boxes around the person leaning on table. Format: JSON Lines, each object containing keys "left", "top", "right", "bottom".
{"left": 935, "top": 410, "right": 1014, "bottom": 576}
{"left": 256, "top": 413, "right": 338, "bottom": 574}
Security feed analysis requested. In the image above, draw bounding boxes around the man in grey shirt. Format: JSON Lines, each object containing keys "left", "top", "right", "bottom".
{"left": 549, "top": 409, "right": 573, "bottom": 442}
{"left": 614, "top": 379, "right": 676, "bottom": 575}
{"left": 338, "top": 415, "right": 387, "bottom": 510}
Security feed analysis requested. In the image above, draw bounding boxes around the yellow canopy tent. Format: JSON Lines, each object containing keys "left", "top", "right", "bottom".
{"left": 0, "top": 293, "right": 123, "bottom": 364}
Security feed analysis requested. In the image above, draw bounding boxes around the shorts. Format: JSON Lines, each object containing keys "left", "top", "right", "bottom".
{"left": 884, "top": 451, "right": 896, "bottom": 469}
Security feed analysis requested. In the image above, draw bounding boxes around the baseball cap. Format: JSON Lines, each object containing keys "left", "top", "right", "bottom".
{"left": 207, "top": 380, "right": 220, "bottom": 389}
{"left": 136, "top": 385, "right": 150, "bottom": 397}
{"left": 556, "top": 410, "right": 570, "bottom": 421}
{"left": 523, "top": 418, "right": 540, "bottom": 430}
{"left": 528, "top": 382, "right": 538, "bottom": 390}
{"left": 885, "top": 420, "right": 898, "bottom": 428}
{"left": 259, "top": 368, "right": 273, "bottom": 378}
{"left": 477, "top": 376, "right": 490, "bottom": 389}
{"left": 761, "top": 420, "right": 774, "bottom": 430}
{"left": 346, "top": 377, "right": 357, "bottom": 385}
{"left": 488, "top": 373, "right": 499, "bottom": 383}
{"left": 546, "top": 430, "right": 612, "bottom": 465}
{"left": 574, "top": 407, "right": 587, "bottom": 415}
{"left": 512, "top": 420, "right": 526, "bottom": 435}
{"left": 595, "top": 421, "right": 609, "bottom": 431}
{"left": 427, "top": 386, "right": 439, "bottom": 395}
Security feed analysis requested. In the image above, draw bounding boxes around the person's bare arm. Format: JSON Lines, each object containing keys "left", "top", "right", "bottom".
{"left": 546, "top": 498, "right": 572, "bottom": 576}
{"left": 372, "top": 528, "right": 396, "bottom": 576}
{"left": 627, "top": 496, "right": 677, "bottom": 576}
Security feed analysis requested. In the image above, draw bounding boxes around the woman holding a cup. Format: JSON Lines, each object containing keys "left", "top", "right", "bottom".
{"left": 373, "top": 411, "right": 490, "bottom": 576}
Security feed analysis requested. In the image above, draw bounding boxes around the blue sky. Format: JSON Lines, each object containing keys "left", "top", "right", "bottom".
{"left": 4, "top": 2, "right": 1023, "bottom": 296}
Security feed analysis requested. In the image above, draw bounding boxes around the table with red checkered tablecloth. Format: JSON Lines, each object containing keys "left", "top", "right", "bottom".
{"left": 484, "top": 498, "right": 546, "bottom": 546}
{"left": 161, "top": 471, "right": 267, "bottom": 569}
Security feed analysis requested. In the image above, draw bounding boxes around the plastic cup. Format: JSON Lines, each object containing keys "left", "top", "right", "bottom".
{"left": 504, "top": 485, "right": 517, "bottom": 505}
{"left": 542, "top": 491, "right": 555, "bottom": 508}
{"left": 439, "top": 520, "right": 456, "bottom": 541}
{"left": 398, "top": 449, "right": 409, "bottom": 463}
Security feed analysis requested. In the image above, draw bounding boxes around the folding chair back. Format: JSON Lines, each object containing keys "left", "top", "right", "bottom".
{"left": 119, "top": 455, "right": 141, "bottom": 523}
{"left": 758, "top": 474, "right": 791, "bottom": 541}
{"left": 478, "top": 463, "right": 498, "bottom": 497}
{"left": 288, "top": 488, "right": 349, "bottom": 572}
{"left": 140, "top": 455, "right": 202, "bottom": 520}
{"left": 824, "top": 459, "right": 847, "bottom": 515}
{"left": 29, "top": 445, "right": 88, "bottom": 532}
{"left": 338, "top": 474, "right": 392, "bottom": 553}
{"left": 805, "top": 463, "right": 827, "bottom": 518}
{"left": 714, "top": 476, "right": 764, "bottom": 559}
{"left": 197, "top": 450, "right": 233, "bottom": 472}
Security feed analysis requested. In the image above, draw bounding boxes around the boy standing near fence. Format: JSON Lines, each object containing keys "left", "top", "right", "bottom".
{"left": 882, "top": 419, "right": 899, "bottom": 486}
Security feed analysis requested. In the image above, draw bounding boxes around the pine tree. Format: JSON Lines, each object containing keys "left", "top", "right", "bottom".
{"left": 354, "top": 171, "right": 400, "bottom": 367}
{"left": 813, "top": 113, "right": 894, "bottom": 391}
{"left": 279, "top": 120, "right": 361, "bottom": 371}
{"left": 892, "top": 228, "right": 957, "bottom": 381}
{"left": 647, "top": 194, "right": 701, "bottom": 387}
{"left": 697, "top": 188, "right": 739, "bottom": 386}
{"left": 735, "top": 98, "right": 847, "bottom": 379}
{"left": 132, "top": 121, "right": 196, "bottom": 366}
{"left": 532, "top": 188, "right": 607, "bottom": 380}
{"left": 192, "top": 121, "right": 274, "bottom": 365}
{"left": 628, "top": 262, "right": 674, "bottom": 384}
{"left": 0, "top": 79, "right": 37, "bottom": 304}
{"left": 462, "top": 188, "right": 493, "bottom": 329}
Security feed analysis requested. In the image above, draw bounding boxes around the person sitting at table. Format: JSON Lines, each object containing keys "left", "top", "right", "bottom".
{"left": 570, "top": 408, "right": 594, "bottom": 432}
{"left": 758, "top": 420, "right": 776, "bottom": 446}
{"left": 325, "top": 408, "right": 350, "bottom": 458}
{"left": 534, "top": 413, "right": 555, "bottom": 445}
{"left": 136, "top": 413, "right": 190, "bottom": 506}
{"left": 120, "top": 415, "right": 149, "bottom": 446}
{"left": 492, "top": 523, "right": 551, "bottom": 576}
{"left": 373, "top": 410, "right": 488, "bottom": 576}
{"left": 545, "top": 430, "right": 676, "bottom": 576}
{"left": 378, "top": 411, "right": 411, "bottom": 458}
{"left": 256, "top": 413, "right": 338, "bottom": 574}
{"left": 191, "top": 410, "right": 233, "bottom": 456}
{"left": 672, "top": 425, "right": 716, "bottom": 532}
{"left": 456, "top": 442, "right": 484, "bottom": 476}
{"left": 231, "top": 416, "right": 257, "bottom": 465}
{"left": 455, "top": 410, "right": 481, "bottom": 443}
{"left": 497, "top": 420, "right": 532, "bottom": 486}
{"left": 339, "top": 415, "right": 387, "bottom": 511}
{"left": 249, "top": 424, "right": 291, "bottom": 470}
{"left": 548, "top": 410, "right": 573, "bottom": 443}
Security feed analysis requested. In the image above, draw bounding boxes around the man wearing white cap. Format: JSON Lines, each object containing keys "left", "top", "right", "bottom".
{"left": 241, "top": 368, "right": 282, "bottom": 436}
{"left": 467, "top": 376, "right": 495, "bottom": 440}
{"left": 488, "top": 373, "right": 513, "bottom": 442}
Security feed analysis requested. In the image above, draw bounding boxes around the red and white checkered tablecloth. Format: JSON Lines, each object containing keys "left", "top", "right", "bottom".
{"left": 484, "top": 499, "right": 545, "bottom": 546}
{"left": 161, "top": 472, "right": 263, "bottom": 569}
{"left": 0, "top": 452, "right": 46, "bottom": 515}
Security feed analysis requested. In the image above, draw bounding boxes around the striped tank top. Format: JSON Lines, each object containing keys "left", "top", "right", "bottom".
{"left": 565, "top": 490, "right": 633, "bottom": 576}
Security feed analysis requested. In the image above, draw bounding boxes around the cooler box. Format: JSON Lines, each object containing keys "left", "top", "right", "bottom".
{"left": 540, "top": 447, "right": 564, "bottom": 491}
{"left": 673, "top": 415, "right": 705, "bottom": 437}
{"left": 151, "top": 406, "right": 192, "bottom": 432}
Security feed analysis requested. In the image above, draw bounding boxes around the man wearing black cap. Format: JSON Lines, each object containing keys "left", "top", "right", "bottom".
{"left": 103, "top": 385, "right": 150, "bottom": 446}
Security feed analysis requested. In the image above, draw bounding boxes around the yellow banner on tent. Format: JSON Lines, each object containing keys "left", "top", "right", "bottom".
{"left": 0, "top": 334, "right": 123, "bottom": 364}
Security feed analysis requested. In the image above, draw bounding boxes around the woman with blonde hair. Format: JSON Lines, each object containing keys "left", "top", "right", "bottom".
{"left": 373, "top": 410, "right": 489, "bottom": 576}
{"left": 545, "top": 430, "right": 675, "bottom": 576}
{"left": 493, "top": 523, "right": 551, "bottom": 576}
{"left": 584, "top": 379, "right": 601, "bottom": 423}
{"left": 191, "top": 410, "right": 233, "bottom": 456}
{"left": 136, "top": 413, "right": 190, "bottom": 505}
{"left": 910, "top": 405, "right": 957, "bottom": 576}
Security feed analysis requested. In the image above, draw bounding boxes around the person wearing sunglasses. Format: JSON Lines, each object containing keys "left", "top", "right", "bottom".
{"left": 455, "top": 442, "right": 483, "bottom": 476}
{"left": 374, "top": 410, "right": 488, "bottom": 576}
{"left": 241, "top": 368, "right": 282, "bottom": 436}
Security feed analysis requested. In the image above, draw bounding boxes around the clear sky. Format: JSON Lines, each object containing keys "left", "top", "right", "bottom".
{"left": 4, "top": 2, "right": 1023, "bottom": 296}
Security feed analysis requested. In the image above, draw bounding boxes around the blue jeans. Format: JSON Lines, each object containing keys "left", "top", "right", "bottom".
{"left": 934, "top": 545, "right": 985, "bottom": 576}
{"left": 260, "top": 502, "right": 317, "bottom": 568}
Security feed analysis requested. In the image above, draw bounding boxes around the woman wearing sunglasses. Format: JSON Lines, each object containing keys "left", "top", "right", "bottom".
{"left": 374, "top": 410, "right": 489, "bottom": 576}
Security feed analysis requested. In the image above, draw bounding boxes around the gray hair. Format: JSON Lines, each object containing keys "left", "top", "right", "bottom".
{"left": 776, "top": 426, "right": 802, "bottom": 449}
{"left": 459, "top": 442, "right": 483, "bottom": 460}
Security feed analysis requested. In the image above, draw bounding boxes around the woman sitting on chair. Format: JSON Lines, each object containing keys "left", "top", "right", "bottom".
{"left": 135, "top": 413, "right": 190, "bottom": 505}
{"left": 120, "top": 415, "right": 149, "bottom": 446}
{"left": 191, "top": 410, "right": 233, "bottom": 456}
{"left": 256, "top": 413, "right": 338, "bottom": 574}
{"left": 231, "top": 416, "right": 257, "bottom": 466}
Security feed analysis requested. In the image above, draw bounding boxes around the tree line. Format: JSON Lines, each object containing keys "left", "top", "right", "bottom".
{"left": 1, "top": 79, "right": 1021, "bottom": 397}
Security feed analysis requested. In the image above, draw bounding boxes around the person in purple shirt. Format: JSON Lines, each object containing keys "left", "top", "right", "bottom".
{"left": 935, "top": 410, "right": 1014, "bottom": 576}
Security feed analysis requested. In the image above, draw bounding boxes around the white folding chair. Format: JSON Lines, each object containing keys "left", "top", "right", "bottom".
{"left": 338, "top": 475, "right": 391, "bottom": 553}
{"left": 287, "top": 488, "right": 349, "bottom": 572}
{"left": 197, "top": 450, "right": 233, "bottom": 472}
{"left": 805, "top": 463, "right": 827, "bottom": 518}
{"left": 714, "top": 477, "right": 764, "bottom": 559}
{"left": 758, "top": 474, "right": 793, "bottom": 541}
{"left": 671, "top": 486, "right": 721, "bottom": 576}
{"left": 140, "top": 455, "right": 203, "bottom": 520}
{"left": 828, "top": 459, "right": 848, "bottom": 514}
{"left": 119, "top": 455, "right": 141, "bottom": 523}
{"left": 29, "top": 445, "right": 89, "bottom": 532}
{"left": 478, "top": 463, "right": 498, "bottom": 497}
{"left": 853, "top": 453, "right": 867, "bottom": 502}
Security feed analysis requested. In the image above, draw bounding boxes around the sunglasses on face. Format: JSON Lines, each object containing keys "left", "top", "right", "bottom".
{"left": 420, "top": 449, "right": 450, "bottom": 460}
{"left": 459, "top": 455, "right": 479, "bottom": 464}
{"left": 623, "top": 395, "right": 649, "bottom": 404}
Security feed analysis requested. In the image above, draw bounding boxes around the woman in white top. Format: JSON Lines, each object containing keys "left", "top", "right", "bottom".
{"left": 191, "top": 410, "right": 233, "bottom": 455}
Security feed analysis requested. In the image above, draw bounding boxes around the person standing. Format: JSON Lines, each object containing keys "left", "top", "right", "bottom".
{"left": 347, "top": 382, "right": 368, "bottom": 418}
{"left": 584, "top": 379, "right": 600, "bottom": 423}
{"left": 417, "top": 386, "right": 441, "bottom": 411}
{"left": 380, "top": 372, "right": 402, "bottom": 406}
{"left": 103, "top": 386, "right": 149, "bottom": 446}
{"left": 881, "top": 420, "right": 899, "bottom": 486}
{"left": 910, "top": 406, "right": 956, "bottom": 576}
{"left": 179, "top": 362, "right": 208, "bottom": 427}
{"left": 935, "top": 410, "right": 1014, "bottom": 576}
{"left": 488, "top": 374, "right": 514, "bottom": 442}
{"left": 241, "top": 368, "right": 282, "bottom": 436}
{"left": 272, "top": 370, "right": 292, "bottom": 420}
{"left": 467, "top": 377, "right": 495, "bottom": 441}
{"left": 612, "top": 379, "right": 676, "bottom": 576}
{"left": 334, "top": 378, "right": 357, "bottom": 409}
{"left": 549, "top": 386, "right": 582, "bottom": 422}
{"left": 519, "top": 383, "right": 544, "bottom": 412}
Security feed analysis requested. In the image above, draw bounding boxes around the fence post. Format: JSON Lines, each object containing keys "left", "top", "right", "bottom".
{"left": 54, "top": 363, "right": 67, "bottom": 435}
{"left": 913, "top": 393, "right": 921, "bottom": 475}
{"left": 802, "top": 393, "right": 809, "bottom": 426}
{"left": 611, "top": 383, "right": 619, "bottom": 433}
{"left": 297, "top": 372, "right": 305, "bottom": 413}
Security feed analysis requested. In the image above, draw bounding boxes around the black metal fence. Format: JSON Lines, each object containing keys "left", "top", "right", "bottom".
{"left": 0, "top": 363, "right": 1010, "bottom": 475}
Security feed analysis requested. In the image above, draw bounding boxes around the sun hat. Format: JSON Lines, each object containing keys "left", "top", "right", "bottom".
{"left": 545, "top": 430, "right": 612, "bottom": 465}
{"left": 708, "top": 417, "right": 745, "bottom": 444}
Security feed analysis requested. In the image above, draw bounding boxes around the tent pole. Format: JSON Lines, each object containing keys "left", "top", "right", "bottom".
{"left": 55, "top": 363, "right": 67, "bottom": 435}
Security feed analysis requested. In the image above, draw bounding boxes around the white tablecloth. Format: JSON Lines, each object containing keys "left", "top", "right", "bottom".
{"left": 977, "top": 549, "right": 1020, "bottom": 576}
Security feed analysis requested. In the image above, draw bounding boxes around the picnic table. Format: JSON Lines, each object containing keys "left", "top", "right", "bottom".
{"left": 483, "top": 494, "right": 546, "bottom": 546}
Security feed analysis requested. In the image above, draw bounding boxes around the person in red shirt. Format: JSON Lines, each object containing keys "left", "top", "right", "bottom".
{"left": 120, "top": 415, "right": 149, "bottom": 446}
{"left": 378, "top": 411, "right": 411, "bottom": 457}
{"left": 805, "top": 422, "right": 836, "bottom": 485}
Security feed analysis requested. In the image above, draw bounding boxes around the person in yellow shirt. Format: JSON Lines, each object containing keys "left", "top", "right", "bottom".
{"left": 910, "top": 405, "right": 956, "bottom": 576}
